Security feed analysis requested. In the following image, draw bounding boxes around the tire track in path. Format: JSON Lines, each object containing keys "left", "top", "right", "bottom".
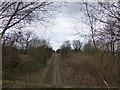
{"left": 43, "top": 54, "right": 63, "bottom": 87}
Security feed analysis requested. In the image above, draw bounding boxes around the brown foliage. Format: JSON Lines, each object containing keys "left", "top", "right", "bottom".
{"left": 19, "top": 54, "right": 33, "bottom": 62}
{"left": 62, "top": 52, "right": 118, "bottom": 87}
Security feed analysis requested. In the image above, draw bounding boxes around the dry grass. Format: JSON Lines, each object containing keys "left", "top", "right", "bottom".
{"left": 61, "top": 52, "right": 118, "bottom": 87}
{"left": 19, "top": 54, "right": 33, "bottom": 62}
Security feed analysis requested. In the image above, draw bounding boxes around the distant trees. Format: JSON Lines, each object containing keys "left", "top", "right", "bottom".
{"left": 2, "top": 30, "right": 35, "bottom": 49}
{"left": 73, "top": 40, "right": 82, "bottom": 52}
{"left": 24, "top": 31, "right": 34, "bottom": 49}
{"left": 57, "top": 40, "right": 83, "bottom": 56}
{"left": 60, "top": 40, "right": 71, "bottom": 57}
{"left": 27, "top": 37, "right": 53, "bottom": 66}
{"left": 28, "top": 37, "right": 50, "bottom": 48}
{"left": 83, "top": 40, "right": 96, "bottom": 55}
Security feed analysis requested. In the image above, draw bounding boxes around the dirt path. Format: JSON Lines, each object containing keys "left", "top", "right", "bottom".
{"left": 53, "top": 54, "right": 62, "bottom": 85}
{"left": 43, "top": 53, "right": 63, "bottom": 87}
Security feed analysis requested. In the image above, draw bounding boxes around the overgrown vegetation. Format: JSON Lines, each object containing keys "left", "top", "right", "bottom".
{"left": 2, "top": 31, "right": 54, "bottom": 88}
{"left": 0, "top": 1, "right": 57, "bottom": 88}
{"left": 1, "top": 1, "right": 120, "bottom": 88}
{"left": 56, "top": 2, "right": 120, "bottom": 87}
{"left": 58, "top": 40, "right": 119, "bottom": 87}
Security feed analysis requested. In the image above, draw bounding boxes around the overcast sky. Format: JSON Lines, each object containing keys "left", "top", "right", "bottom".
{"left": 27, "top": 2, "right": 91, "bottom": 50}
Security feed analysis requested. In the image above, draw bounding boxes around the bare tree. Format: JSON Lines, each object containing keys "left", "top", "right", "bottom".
{"left": 76, "top": 2, "right": 120, "bottom": 87}
{"left": 1, "top": 30, "right": 35, "bottom": 50}
{"left": 86, "top": 2, "right": 119, "bottom": 48}
{"left": 28, "top": 36, "right": 50, "bottom": 48}
{"left": 24, "top": 31, "right": 35, "bottom": 49}
{"left": 84, "top": 3, "right": 97, "bottom": 51}
{"left": 77, "top": 2, "right": 120, "bottom": 52}
{"left": 0, "top": 1, "right": 57, "bottom": 38}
